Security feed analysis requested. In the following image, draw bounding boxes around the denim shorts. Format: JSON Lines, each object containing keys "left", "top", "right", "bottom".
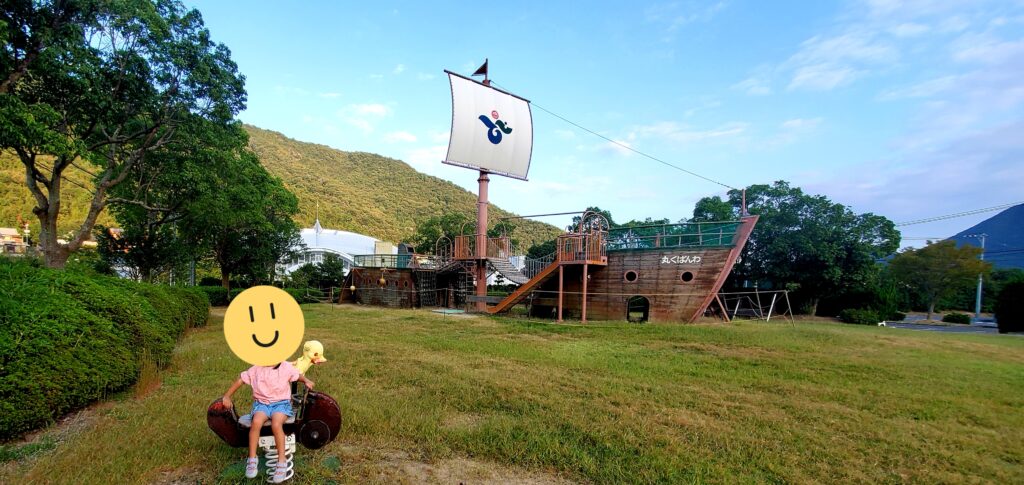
{"left": 251, "top": 399, "right": 293, "bottom": 419}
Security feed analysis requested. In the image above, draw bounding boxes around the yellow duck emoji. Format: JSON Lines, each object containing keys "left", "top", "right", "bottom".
{"left": 293, "top": 340, "right": 327, "bottom": 374}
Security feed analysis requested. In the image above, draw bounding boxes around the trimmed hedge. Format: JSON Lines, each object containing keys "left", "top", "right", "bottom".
{"left": 839, "top": 308, "right": 881, "bottom": 325}
{"left": 941, "top": 312, "right": 972, "bottom": 324}
{"left": 0, "top": 258, "right": 209, "bottom": 440}
{"left": 196, "top": 286, "right": 323, "bottom": 306}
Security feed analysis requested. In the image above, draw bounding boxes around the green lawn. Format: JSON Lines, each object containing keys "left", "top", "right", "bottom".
{"left": 3, "top": 304, "right": 1023, "bottom": 484}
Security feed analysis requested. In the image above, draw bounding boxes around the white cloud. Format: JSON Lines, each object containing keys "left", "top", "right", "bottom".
{"left": 732, "top": 76, "right": 772, "bottom": 96}
{"left": 789, "top": 65, "right": 860, "bottom": 90}
{"left": 384, "top": 131, "right": 417, "bottom": 143}
{"left": 603, "top": 139, "right": 635, "bottom": 157}
{"left": 393, "top": 64, "right": 406, "bottom": 74}
{"left": 889, "top": 22, "right": 930, "bottom": 37}
{"left": 951, "top": 33, "right": 1024, "bottom": 64}
{"left": 879, "top": 75, "right": 959, "bottom": 100}
{"left": 632, "top": 121, "right": 749, "bottom": 144}
{"left": 351, "top": 103, "right": 390, "bottom": 116}
{"left": 781, "top": 118, "right": 824, "bottom": 130}
{"left": 338, "top": 103, "right": 392, "bottom": 134}
{"left": 429, "top": 131, "right": 450, "bottom": 143}
{"left": 644, "top": 1, "right": 729, "bottom": 41}
{"left": 404, "top": 145, "right": 447, "bottom": 171}
{"left": 784, "top": 31, "right": 898, "bottom": 91}
{"left": 554, "top": 129, "right": 577, "bottom": 140}
{"left": 416, "top": 72, "right": 436, "bottom": 81}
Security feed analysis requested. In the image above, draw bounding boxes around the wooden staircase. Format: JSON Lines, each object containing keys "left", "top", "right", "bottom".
{"left": 486, "top": 259, "right": 560, "bottom": 314}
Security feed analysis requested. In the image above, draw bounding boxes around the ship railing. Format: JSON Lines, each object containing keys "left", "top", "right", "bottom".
{"left": 606, "top": 221, "right": 740, "bottom": 250}
{"left": 557, "top": 231, "right": 607, "bottom": 265}
{"left": 353, "top": 254, "right": 441, "bottom": 269}
{"left": 453, "top": 234, "right": 512, "bottom": 260}
{"left": 522, "top": 252, "right": 556, "bottom": 279}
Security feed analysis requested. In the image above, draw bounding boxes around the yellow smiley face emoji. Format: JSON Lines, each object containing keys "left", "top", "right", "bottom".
{"left": 224, "top": 286, "right": 305, "bottom": 366}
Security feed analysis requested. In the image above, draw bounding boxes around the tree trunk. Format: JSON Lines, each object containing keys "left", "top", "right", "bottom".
{"left": 808, "top": 297, "right": 820, "bottom": 317}
{"left": 221, "top": 271, "right": 231, "bottom": 292}
{"left": 36, "top": 199, "right": 69, "bottom": 269}
{"left": 927, "top": 301, "right": 935, "bottom": 322}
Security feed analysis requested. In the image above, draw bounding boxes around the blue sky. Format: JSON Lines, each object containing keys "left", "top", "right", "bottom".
{"left": 188, "top": 0, "right": 1024, "bottom": 245}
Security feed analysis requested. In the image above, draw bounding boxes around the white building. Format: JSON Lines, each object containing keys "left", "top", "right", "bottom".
{"left": 278, "top": 218, "right": 391, "bottom": 276}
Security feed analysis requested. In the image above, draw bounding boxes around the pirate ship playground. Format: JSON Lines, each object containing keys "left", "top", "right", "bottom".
{"left": 339, "top": 64, "right": 757, "bottom": 323}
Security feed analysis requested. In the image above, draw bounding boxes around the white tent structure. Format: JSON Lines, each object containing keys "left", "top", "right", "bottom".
{"left": 277, "top": 217, "right": 383, "bottom": 276}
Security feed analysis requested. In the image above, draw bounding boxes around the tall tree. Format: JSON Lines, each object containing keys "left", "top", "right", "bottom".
{"left": 692, "top": 181, "right": 901, "bottom": 315}
{"left": 406, "top": 210, "right": 471, "bottom": 254}
{"left": 0, "top": 0, "right": 245, "bottom": 267}
{"left": 198, "top": 149, "right": 301, "bottom": 289}
{"left": 888, "top": 240, "right": 991, "bottom": 321}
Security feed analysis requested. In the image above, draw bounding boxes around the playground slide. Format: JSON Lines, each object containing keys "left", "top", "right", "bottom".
{"left": 487, "top": 259, "right": 560, "bottom": 314}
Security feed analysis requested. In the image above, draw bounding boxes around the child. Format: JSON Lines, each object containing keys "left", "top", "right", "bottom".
{"left": 222, "top": 361, "right": 314, "bottom": 482}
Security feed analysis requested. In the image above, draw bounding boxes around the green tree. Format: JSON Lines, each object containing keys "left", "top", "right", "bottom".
{"left": 315, "top": 254, "right": 347, "bottom": 288}
{"left": 693, "top": 181, "right": 901, "bottom": 315}
{"left": 192, "top": 148, "right": 301, "bottom": 290}
{"left": 691, "top": 196, "right": 735, "bottom": 222}
{"left": 407, "top": 210, "right": 471, "bottom": 254}
{"left": 0, "top": 0, "right": 246, "bottom": 268}
{"left": 569, "top": 206, "right": 615, "bottom": 232}
{"left": 888, "top": 240, "right": 992, "bottom": 321}
{"left": 95, "top": 117, "right": 246, "bottom": 281}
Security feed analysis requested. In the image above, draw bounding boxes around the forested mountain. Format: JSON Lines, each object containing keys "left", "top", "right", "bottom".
{"left": 949, "top": 204, "right": 1024, "bottom": 269}
{"left": 1, "top": 126, "right": 561, "bottom": 250}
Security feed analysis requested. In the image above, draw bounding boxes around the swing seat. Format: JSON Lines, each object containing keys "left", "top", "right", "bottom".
{"left": 238, "top": 413, "right": 297, "bottom": 428}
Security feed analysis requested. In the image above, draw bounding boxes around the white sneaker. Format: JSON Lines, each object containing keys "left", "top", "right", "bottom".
{"left": 244, "top": 457, "right": 258, "bottom": 479}
{"left": 272, "top": 463, "right": 292, "bottom": 483}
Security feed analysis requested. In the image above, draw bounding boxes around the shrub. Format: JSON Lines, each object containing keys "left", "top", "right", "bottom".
{"left": 197, "top": 285, "right": 229, "bottom": 306}
{"left": 0, "top": 258, "right": 209, "bottom": 440}
{"left": 941, "top": 312, "right": 972, "bottom": 325}
{"left": 995, "top": 281, "right": 1024, "bottom": 334}
{"left": 888, "top": 311, "right": 907, "bottom": 321}
{"left": 198, "top": 276, "right": 223, "bottom": 287}
{"left": 839, "top": 308, "right": 881, "bottom": 325}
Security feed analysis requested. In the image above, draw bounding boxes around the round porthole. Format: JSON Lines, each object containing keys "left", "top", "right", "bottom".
{"left": 624, "top": 270, "right": 639, "bottom": 282}
{"left": 681, "top": 271, "right": 694, "bottom": 282}
{"left": 403, "top": 280, "right": 410, "bottom": 288}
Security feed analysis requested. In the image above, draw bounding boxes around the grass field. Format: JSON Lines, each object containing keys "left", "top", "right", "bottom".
{"left": 2, "top": 304, "right": 1023, "bottom": 484}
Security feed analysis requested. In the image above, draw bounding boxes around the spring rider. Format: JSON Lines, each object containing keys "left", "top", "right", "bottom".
{"left": 208, "top": 339, "right": 339, "bottom": 481}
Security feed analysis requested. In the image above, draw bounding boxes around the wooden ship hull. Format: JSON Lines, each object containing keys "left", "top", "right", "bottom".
{"left": 341, "top": 215, "right": 756, "bottom": 323}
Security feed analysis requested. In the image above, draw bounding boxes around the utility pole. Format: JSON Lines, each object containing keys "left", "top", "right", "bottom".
{"left": 965, "top": 233, "right": 987, "bottom": 321}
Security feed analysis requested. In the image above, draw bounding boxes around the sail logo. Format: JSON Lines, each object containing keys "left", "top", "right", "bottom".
{"left": 478, "top": 110, "right": 512, "bottom": 144}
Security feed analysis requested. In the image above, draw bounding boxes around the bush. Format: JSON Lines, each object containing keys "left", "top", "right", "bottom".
{"left": 995, "top": 281, "right": 1024, "bottom": 334}
{"left": 839, "top": 308, "right": 881, "bottom": 325}
{"left": 888, "top": 311, "right": 906, "bottom": 321}
{"left": 0, "top": 258, "right": 209, "bottom": 440}
{"left": 197, "top": 285, "right": 228, "bottom": 306}
{"left": 941, "top": 312, "right": 972, "bottom": 324}
{"left": 198, "top": 276, "right": 222, "bottom": 287}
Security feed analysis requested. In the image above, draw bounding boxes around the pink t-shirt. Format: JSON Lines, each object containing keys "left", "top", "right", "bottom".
{"left": 240, "top": 361, "right": 300, "bottom": 404}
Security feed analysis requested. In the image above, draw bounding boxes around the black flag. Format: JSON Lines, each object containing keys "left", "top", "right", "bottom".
{"left": 472, "top": 59, "right": 488, "bottom": 78}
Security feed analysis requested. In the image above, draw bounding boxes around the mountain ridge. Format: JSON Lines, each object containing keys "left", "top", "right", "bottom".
{"left": 0, "top": 125, "right": 562, "bottom": 251}
{"left": 948, "top": 204, "right": 1024, "bottom": 269}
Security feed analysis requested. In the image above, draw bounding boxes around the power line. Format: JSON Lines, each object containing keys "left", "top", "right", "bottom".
{"left": 895, "top": 201, "right": 1024, "bottom": 226}
{"left": 490, "top": 81, "right": 738, "bottom": 191}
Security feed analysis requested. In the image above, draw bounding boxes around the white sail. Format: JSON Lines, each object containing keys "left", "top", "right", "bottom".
{"left": 444, "top": 71, "right": 533, "bottom": 180}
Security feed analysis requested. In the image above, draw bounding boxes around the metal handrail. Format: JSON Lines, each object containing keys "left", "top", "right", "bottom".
{"left": 353, "top": 254, "right": 441, "bottom": 269}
